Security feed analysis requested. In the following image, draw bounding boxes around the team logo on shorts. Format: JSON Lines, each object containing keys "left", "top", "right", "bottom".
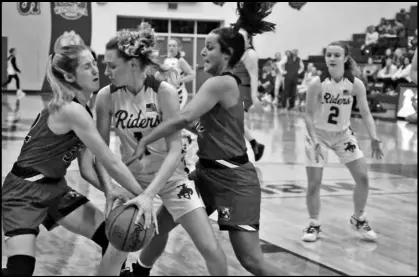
{"left": 177, "top": 183, "right": 194, "bottom": 200}
{"left": 344, "top": 142, "right": 356, "bottom": 152}
{"left": 65, "top": 190, "right": 81, "bottom": 200}
{"left": 218, "top": 206, "right": 232, "bottom": 221}
{"left": 53, "top": 2, "right": 88, "bottom": 20}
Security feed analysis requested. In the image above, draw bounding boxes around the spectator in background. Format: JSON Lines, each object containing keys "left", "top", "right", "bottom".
{"left": 410, "top": 48, "right": 417, "bottom": 84}
{"left": 392, "top": 55, "right": 412, "bottom": 86}
{"left": 273, "top": 52, "right": 283, "bottom": 107}
{"left": 363, "top": 57, "right": 378, "bottom": 83}
{"left": 297, "top": 64, "right": 317, "bottom": 110}
{"left": 381, "top": 48, "right": 394, "bottom": 67}
{"left": 376, "top": 18, "right": 387, "bottom": 35}
{"left": 258, "top": 61, "right": 275, "bottom": 103}
{"left": 377, "top": 57, "right": 398, "bottom": 93}
{"left": 279, "top": 49, "right": 304, "bottom": 110}
{"left": 361, "top": 26, "right": 379, "bottom": 56}
{"left": 392, "top": 48, "right": 404, "bottom": 67}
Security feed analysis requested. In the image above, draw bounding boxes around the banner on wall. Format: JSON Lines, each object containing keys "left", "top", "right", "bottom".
{"left": 42, "top": 2, "right": 92, "bottom": 92}
{"left": 17, "top": 2, "right": 41, "bottom": 15}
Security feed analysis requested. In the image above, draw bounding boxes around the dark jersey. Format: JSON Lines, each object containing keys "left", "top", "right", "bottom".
{"left": 14, "top": 99, "right": 93, "bottom": 178}
{"left": 196, "top": 72, "right": 247, "bottom": 160}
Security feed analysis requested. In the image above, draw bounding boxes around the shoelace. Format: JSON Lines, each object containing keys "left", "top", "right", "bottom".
{"left": 303, "top": 225, "right": 321, "bottom": 234}
{"left": 352, "top": 217, "right": 372, "bottom": 232}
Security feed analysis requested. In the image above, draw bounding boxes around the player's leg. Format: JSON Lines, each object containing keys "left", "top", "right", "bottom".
{"left": 48, "top": 186, "right": 136, "bottom": 276}
{"left": 160, "top": 178, "right": 227, "bottom": 276}
{"left": 1, "top": 173, "right": 48, "bottom": 276}
{"left": 302, "top": 132, "right": 328, "bottom": 242}
{"left": 229, "top": 231, "right": 287, "bottom": 276}
{"left": 204, "top": 162, "right": 285, "bottom": 276}
{"left": 335, "top": 129, "right": 377, "bottom": 241}
{"left": 241, "top": 85, "right": 265, "bottom": 161}
{"left": 125, "top": 205, "right": 179, "bottom": 277}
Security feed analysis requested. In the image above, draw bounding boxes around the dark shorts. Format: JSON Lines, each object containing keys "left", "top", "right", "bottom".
{"left": 239, "top": 84, "right": 252, "bottom": 112}
{"left": 2, "top": 172, "right": 89, "bottom": 238}
{"left": 192, "top": 161, "right": 261, "bottom": 232}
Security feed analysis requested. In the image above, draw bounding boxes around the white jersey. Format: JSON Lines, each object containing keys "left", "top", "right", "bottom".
{"left": 164, "top": 57, "right": 188, "bottom": 109}
{"left": 313, "top": 72, "right": 355, "bottom": 132}
{"left": 108, "top": 75, "right": 186, "bottom": 183}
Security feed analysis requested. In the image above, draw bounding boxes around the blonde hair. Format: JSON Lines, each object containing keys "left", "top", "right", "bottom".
{"left": 46, "top": 44, "right": 87, "bottom": 113}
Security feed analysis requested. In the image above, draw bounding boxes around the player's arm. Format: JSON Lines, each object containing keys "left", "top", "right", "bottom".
{"left": 142, "top": 82, "right": 183, "bottom": 198}
{"left": 77, "top": 148, "right": 104, "bottom": 192}
{"left": 142, "top": 77, "right": 225, "bottom": 146}
{"left": 411, "top": 48, "right": 417, "bottom": 84}
{"left": 353, "top": 78, "right": 379, "bottom": 141}
{"left": 60, "top": 101, "right": 144, "bottom": 196}
{"left": 304, "top": 77, "right": 321, "bottom": 144}
{"left": 94, "top": 87, "right": 118, "bottom": 195}
{"left": 178, "top": 58, "right": 195, "bottom": 84}
{"left": 242, "top": 49, "right": 259, "bottom": 101}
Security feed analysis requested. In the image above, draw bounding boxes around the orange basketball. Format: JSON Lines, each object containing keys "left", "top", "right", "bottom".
{"left": 105, "top": 204, "right": 155, "bottom": 252}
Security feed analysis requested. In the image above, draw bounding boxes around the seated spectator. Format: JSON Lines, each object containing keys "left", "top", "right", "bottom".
{"left": 392, "top": 48, "right": 404, "bottom": 67}
{"left": 381, "top": 48, "right": 394, "bottom": 67}
{"left": 381, "top": 20, "right": 396, "bottom": 37}
{"left": 258, "top": 61, "right": 275, "bottom": 103}
{"left": 361, "top": 26, "right": 379, "bottom": 56}
{"left": 376, "top": 18, "right": 387, "bottom": 35}
{"left": 363, "top": 57, "right": 378, "bottom": 83}
{"left": 377, "top": 57, "right": 398, "bottom": 92}
{"left": 392, "top": 56, "right": 412, "bottom": 86}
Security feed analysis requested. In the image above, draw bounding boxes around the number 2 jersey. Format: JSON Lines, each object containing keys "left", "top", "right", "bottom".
{"left": 13, "top": 99, "right": 92, "bottom": 179}
{"left": 106, "top": 75, "right": 186, "bottom": 183}
{"left": 313, "top": 71, "right": 355, "bottom": 132}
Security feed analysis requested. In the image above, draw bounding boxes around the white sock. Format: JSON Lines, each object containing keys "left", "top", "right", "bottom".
{"left": 137, "top": 257, "right": 153, "bottom": 269}
{"left": 309, "top": 219, "right": 320, "bottom": 227}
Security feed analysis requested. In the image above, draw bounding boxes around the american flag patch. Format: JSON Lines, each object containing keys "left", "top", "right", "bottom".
{"left": 343, "top": 90, "right": 349, "bottom": 95}
{"left": 146, "top": 103, "right": 157, "bottom": 112}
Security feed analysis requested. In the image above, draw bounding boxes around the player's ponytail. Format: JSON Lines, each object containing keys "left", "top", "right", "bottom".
{"left": 231, "top": 2, "right": 277, "bottom": 36}
{"left": 210, "top": 2, "right": 276, "bottom": 69}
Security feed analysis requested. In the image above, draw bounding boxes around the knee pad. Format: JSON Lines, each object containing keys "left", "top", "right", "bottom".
{"left": 91, "top": 221, "right": 109, "bottom": 256}
{"left": 4, "top": 255, "right": 36, "bottom": 276}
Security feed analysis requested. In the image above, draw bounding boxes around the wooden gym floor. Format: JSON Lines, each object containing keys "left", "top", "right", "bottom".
{"left": 2, "top": 93, "right": 417, "bottom": 276}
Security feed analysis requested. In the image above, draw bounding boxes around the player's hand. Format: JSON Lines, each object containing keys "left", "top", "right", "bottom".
{"left": 314, "top": 143, "right": 324, "bottom": 163}
{"left": 123, "top": 193, "right": 159, "bottom": 235}
{"left": 125, "top": 141, "right": 147, "bottom": 166}
{"left": 104, "top": 184, "right": 134, "bottom": 218}
{"left": 371, "top": 138, "right": 384, "bottom": 160}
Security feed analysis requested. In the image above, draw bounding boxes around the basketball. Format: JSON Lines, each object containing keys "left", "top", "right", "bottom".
{"left": 105, "top": 204, "right": 155, "bottom": 252}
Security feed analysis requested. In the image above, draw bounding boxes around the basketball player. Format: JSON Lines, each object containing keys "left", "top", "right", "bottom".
{"left": 157, "top": 38, "right": 198, "bottom": 173}
{"left": 1, "top": 45, "right": 156, "bottom": 276}
{"left": 234, "top": 25, "right": 266, "bottom": 162}
{"left": 2, "top": 48, "right": 25, "bottom": 115}
{"left": 94, "top": 24, "right": 227, "bottom": 276}
{"left": 411, "top": 48, "right": 417, "bottom": 84}
{"left": 124, "top": 3, "right": 286, "bottom": 276}
{"left": 302, "top": 41, "right": 384, "bottom": 242}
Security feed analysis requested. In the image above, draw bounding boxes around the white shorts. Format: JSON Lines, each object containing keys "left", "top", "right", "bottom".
{"left": 305, "top": 128, "right": 364, "bottom": 167}
{"left": 137, "top": 176, "right": 205, "bottom": 223}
